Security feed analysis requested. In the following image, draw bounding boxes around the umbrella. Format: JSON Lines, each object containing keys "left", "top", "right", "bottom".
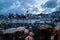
{"left": 55, "top": 25, "right": 60, "bottom": 30}
{"left": 3, "top": 28, "right": 18, "bottom": 34}
{"left": 40, "top": 24, "right": 52, "bottom": 29}
{"left": 17, "top": 27, "right": 25, "bottom": 31}
{"left": 24, "top": 29, "right": 29, "bottom": 33}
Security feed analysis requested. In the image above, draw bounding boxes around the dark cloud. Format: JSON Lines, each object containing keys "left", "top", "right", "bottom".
{"left": 42, "top": 9, "right": 52, "bottom": 14}
{"left": 0, "top": 0, "right": 36, "bottom": 14}
{"left": 41, "top": 0, "right": 57, "bottom": 8}
{"left": 19, "top": 0, "right": 35, "bottom": 5}
{"left": 32, "top": 8, "right": 39, "bottom": 12}
{"left": 56, "top": 6, "right": 60, "bottom": 11}
{"left": 0, "top": 0, "right": 59, "bottom": 14}
{"left": 19, "top": 0, "right": 36, "bottom": 10}
{"left": 55, "top": 2, "right": 60, "bottom": 11}
{"left": 0, "top": 0, "right": 16, "bottom": 10}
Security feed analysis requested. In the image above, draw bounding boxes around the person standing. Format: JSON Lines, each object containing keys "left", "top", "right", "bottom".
{"left": 58, "top": 32, "right": 60, "bottom": 40}
{"left": 54, "top": 31, "right": 59, "bottom": 40}
{"left": 50, "top": 33, "right": 54, "bottom": 40}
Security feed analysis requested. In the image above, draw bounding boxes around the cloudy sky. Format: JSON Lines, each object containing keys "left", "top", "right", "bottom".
{"left": 0, "top": 0, "right": 60, "bottom": 14}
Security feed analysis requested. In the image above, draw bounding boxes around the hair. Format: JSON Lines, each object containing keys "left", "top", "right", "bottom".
{"left": 25, "top": 33, "right": 29, "bottom": 37}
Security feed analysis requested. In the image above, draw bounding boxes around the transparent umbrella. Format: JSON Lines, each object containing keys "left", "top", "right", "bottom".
{"left": 40, "top": 24, "right": 52, "bottom": 29}
{"left": 17, "top": 26, "right": 25, "bottom": 31}
{"left": 3, "top": 28, "right": 18, "bottom": 34}
{"left": 24, "top": 29, "right": 29, "bottom": 34}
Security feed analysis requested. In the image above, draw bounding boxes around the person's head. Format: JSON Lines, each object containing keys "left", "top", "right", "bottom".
{"left": 56, "top": 31, "right": 59, "bottom": 35}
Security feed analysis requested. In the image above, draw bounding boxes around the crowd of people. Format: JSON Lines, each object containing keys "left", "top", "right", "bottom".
{"left": 0, "top": 23, "right": 60, "bottom": 40}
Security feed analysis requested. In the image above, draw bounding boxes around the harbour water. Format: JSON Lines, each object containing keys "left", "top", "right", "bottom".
{"left": 0, "top": 19, "right": 51, "bottom": 23}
